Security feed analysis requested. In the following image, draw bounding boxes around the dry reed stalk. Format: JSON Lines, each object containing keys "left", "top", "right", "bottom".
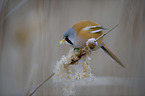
{"left": 29, "top": 24, "right": 118, "bottom": 96}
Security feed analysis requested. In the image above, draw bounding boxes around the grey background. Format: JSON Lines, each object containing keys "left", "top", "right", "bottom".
{"left": 0, "top": 0, "right": 145, "bottom": 96}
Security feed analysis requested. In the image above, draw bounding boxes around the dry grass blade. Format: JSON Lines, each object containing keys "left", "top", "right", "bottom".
{"left": 29, "top": 73, "right": 55, "bottom": 96}
{"left": 95, "top": 24, "right": 119, "bottom": 42}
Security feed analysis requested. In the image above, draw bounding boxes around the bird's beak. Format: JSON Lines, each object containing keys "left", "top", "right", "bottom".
{"left": 62, "top": 39, "right": 66, "bottom": 42}
{"left": 59, "top": 39, "right": 66, "bottom": 45}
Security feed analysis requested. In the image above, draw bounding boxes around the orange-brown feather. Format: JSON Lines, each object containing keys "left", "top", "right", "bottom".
{"left": 72, "top": 20, "right": 103, "bottom": 46}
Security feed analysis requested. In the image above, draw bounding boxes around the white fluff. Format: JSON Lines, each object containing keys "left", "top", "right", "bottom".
{"left": 86, "top": 38, "right": 98, "bottom": 46}
{"left": 52, "top": 49, "right": 96, "bottom": 96}
{"left": 86, "top": 38, "right": 98, "bottom": 51}
{"left": 86, "top": 38, "right": 96, "bottom": 43}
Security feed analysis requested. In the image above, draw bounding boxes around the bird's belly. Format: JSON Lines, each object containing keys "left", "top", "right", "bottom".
{"left": 74, "top": 36, "right": 103, "bottom": 48}
{"left": 73, "top": 38, "right": 87, "bottom": 48}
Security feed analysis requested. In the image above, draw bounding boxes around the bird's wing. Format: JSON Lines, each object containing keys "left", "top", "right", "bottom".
{"left": 91, "top": 29, "right": 105, "bottom": 33}
{"left": 89, "top": 26, "right": 107, "bottom": 33}
{"left": 101, "top": 43, "right": 125, "bottom": 68}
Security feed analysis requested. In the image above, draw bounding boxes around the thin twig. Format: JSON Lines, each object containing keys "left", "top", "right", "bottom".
{"left": 0, "top": 0, "right": 28, "bottom": 25}
{"left": 29, "top": 73, "right": 55, "bottom": 96}
{"left": 95, "top": 24, "right": 119, "bottom": 42}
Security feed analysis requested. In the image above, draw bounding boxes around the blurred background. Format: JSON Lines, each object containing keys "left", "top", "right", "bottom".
{"left": 0, "top": 0, "right": 145, "bottom": 96}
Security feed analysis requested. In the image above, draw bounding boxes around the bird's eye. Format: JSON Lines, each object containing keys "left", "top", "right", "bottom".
{"left": 65, "top": 36, "right": 73, "bottom": 45}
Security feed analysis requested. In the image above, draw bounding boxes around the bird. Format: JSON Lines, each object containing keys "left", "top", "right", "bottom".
{"left": 61, "top": 20, "right": 125, "bottom": 68}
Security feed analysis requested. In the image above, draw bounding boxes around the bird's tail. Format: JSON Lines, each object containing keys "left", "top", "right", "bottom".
{"left": 101, "top": 43, "right": 125, "bottom": 68}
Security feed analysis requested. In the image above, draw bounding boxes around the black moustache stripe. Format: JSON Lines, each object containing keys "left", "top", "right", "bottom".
{"left": 65, "top": 37, "right": 73, "bottom": 45}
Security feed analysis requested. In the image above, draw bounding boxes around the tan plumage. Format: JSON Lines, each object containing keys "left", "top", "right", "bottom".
{"left": 72, "top": 20, "right": 103, "bottom": 48}
{"left": 62, "top": 20, "right": 125, "bottom": 68}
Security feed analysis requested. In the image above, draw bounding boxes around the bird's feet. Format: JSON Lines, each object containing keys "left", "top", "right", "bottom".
{"left": 74, "top": 48, "right": 80, "bottom": 52}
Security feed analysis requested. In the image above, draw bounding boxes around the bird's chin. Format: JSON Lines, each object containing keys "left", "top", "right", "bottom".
{"left": 64, "top": 40, "right": 87, "bottom": 49}
{"left": 64, "top": 41, "right": 82, "bottom": 49}
{"left": 64, "top": 41, "right": 74, "bottom": 47}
